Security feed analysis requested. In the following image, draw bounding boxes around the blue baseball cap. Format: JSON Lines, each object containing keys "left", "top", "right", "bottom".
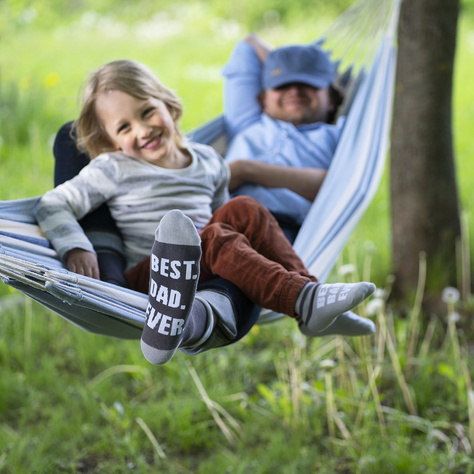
{"left": 262, "top": 44, "right": 336, "bottom": 90}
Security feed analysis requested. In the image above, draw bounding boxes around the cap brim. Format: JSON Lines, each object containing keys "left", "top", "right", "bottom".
{"left": 264, "top": 72, "right": 332, "bottom": 90}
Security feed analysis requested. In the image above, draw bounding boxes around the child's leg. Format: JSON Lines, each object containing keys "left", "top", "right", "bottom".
{"left": 204, "top": 196, "right": 315, "bottom": 279}
{"left": 199, "top": 196, "right": 375, "bottom": 333}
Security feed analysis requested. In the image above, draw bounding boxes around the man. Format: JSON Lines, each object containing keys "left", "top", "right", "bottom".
{"left": 223, "top": 34, "right": 344, "bottom": 242}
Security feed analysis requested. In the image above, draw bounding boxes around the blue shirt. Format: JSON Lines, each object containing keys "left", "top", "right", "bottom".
{"left": 222, "top": 40, "right": 345, "bottom": 225}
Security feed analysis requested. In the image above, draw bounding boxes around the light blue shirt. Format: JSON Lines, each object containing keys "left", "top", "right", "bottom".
{"left": 222, "top": 40, "right": 345, "bottom": 225}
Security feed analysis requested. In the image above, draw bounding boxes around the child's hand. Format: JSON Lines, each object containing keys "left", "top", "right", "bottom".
{"left": 66, "top": 248, "right": 100, "bottom": 280}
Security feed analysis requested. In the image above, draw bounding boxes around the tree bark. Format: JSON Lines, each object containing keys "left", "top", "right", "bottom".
{"left": 390, "top": 0, "right": 461, "bottom": 309}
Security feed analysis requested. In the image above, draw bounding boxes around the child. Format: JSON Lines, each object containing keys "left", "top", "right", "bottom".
{"left": 35, "top": 60, "right": 375, "bottom": 366}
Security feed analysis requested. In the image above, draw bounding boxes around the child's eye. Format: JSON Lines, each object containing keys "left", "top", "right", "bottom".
{"left": 143, "top": 107, "right": 155, "bottom": 117}
{"left": 117, "top": 123, "right": 130, "bottom": 134}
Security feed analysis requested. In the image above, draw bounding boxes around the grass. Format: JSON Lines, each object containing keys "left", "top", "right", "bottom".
{"left": 1, "top": 3, "right": 474, "bottom": 473}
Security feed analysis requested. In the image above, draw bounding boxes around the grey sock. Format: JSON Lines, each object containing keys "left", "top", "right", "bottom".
{"left": 141, "top": 210, "right": 202, "bottom": 365}
{"left": 299, "top": 310, "right": 375, "bottom": 337}
{"left": 295, "top": 282, "right": 376, "bottom": 334}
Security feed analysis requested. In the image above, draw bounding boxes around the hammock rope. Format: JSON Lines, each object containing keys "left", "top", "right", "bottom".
{"left": 0, "top": 0, "right": 402, "bottom": 337}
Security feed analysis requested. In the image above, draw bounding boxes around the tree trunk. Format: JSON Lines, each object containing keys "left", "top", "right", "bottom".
{"left": 390, "top": 0, "right": 461, "bottom": 310}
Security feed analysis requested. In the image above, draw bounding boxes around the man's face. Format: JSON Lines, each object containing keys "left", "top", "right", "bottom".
{"left": 261, "top": 83, "right": 332, "bottom": 126}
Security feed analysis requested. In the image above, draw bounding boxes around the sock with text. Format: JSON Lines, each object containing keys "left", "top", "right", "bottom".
{"left": 141, "top": 210, "right": 203, "bottom": 365}
{"left": 295, "top": 282, "right": 375, "bottom": 335}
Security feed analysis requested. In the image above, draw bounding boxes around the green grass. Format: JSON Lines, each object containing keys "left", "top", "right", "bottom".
{"left": 1, "top": 3, "right": 474, "bottom": 473}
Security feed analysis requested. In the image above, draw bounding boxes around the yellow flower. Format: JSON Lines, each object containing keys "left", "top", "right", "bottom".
{"left": 44, "top": 72, "right": 59, "bottom": 88}
{"left": 250, "top": 325, "right": 260, "bottom": 335}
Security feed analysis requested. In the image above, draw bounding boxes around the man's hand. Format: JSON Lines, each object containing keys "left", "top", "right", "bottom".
{"left": 228, "top": 159, "right": 327, "bottom": 202}
{"left": 243, "top": 33, "right": 273, "bottom": 63}
{"left": 66, "top": 248, "right": 100, "bottom": 280}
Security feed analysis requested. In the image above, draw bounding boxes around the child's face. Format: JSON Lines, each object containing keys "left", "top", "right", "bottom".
{"left": 95, "top": 90, "right": 180, "bottom": 167}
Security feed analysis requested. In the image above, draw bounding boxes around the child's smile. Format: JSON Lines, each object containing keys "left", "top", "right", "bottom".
{"left": 142, "top": 134, "right": 163, "bottom": 151}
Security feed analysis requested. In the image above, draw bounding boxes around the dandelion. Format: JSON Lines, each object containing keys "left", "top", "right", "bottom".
{"left": 386, "top": 274, "right": 396, "bottom": 285}
{"left": 363, "top": 240, "right": 376, "bottom": 254}
{"left": 366, "top": 298, "right": 384, "bottom": 316}
{"left": 338, "top": 264, "right": 357, "bottom": 278}
{"left": 44, "top": 73, "right": 59, "bottom": 88}
{"left": 374, "top": 288, "right": 385, "bottom": 300}
{"left": 447, "top": 312, "right": 460, "bottom": 323}
{"left": 320, "top": 359, "right": 337, "bottom": 371}
{"left": 441, "top": 286, "right": 460, "bottom": 304}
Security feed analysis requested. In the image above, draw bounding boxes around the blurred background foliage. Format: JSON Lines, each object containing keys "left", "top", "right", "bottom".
{"left": 2, "top": 0, "right": 474, "bottom": 34}
{"left": 1, "top": 0, "right": 354, "bottom": 33}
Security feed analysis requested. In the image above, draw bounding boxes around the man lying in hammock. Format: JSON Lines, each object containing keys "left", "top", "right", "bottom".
{"left": 223, "top": 34, "right": 345, "bottom": 242}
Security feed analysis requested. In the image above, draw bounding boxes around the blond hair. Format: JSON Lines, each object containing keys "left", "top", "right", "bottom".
{"left": 74, "top": 59, "right": 186, "bottom": 158}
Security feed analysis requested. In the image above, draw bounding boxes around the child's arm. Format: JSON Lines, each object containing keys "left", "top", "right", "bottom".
{"left": 34, "top": 155, "right": 119, "bottom": 278}
{"left": 35, "top": 188, "right": 100, "bottom": 278}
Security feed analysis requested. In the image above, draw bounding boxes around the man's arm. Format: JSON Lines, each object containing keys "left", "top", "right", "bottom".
{"left": 222, "top": 34, "right": 274, "bottom": 140}
{"left": 229, "top": 160, "right": 327, "bottom": 202}
{"left": 243, "top": 33, "right": 273, "bottom": 63}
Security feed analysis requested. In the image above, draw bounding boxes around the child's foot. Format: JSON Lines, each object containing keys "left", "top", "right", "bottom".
{"left": 295, "top": 282, "right": 375, "bottom": 334}
{"left": 141, "top": 210, "right": 201, "bottom": 365}
{"left": 299, "top": 310, "right": 375, "bottom": 337}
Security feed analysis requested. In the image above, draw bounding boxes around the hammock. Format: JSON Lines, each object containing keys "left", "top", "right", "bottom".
{"left": 0, "top": 0, "right": 401, "bottom": 338}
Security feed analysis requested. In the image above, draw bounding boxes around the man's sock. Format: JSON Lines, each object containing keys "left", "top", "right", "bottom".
{"left": 299, "top": 310, "right": 375, "bottom": 337}
{"left": 141, "top": 210, "right": 203, "bottom": 365}
{"left": 295, "top": 282, "right": 375, "bottom": 334}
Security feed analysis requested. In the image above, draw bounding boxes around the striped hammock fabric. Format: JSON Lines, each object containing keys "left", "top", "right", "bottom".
{"left": 0, "top": 0, "right": 402, "bottom": 338}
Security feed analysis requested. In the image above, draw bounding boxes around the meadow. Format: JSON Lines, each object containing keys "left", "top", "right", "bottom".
{"left": 0, "top": 1, "right": 473, "bottom": 472}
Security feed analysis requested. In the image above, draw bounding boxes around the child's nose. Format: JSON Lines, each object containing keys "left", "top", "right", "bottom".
{"left": 137, "top": 122, "right": 152, "bottom": 137}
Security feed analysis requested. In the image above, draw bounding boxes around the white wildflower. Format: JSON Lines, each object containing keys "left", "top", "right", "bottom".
{"left": 363, "top": 240, "right": 376, "bottom": 254}
{"left": 374, "top": 288, "right": 385, "bottom": 299}
{"left": 320, "top": 359, "right": 337, "bottom": 370}
{"left": 447, "top": 311, "right": 460, "bottom": 323}
{"left": 366, "top": 298, "right": 384, "bottom": 316}
{"left": 441, "top": 286, "right": 460, "bottom": 304}
{"left": 338, "top": 264, "right": 357, "bottom": 277}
